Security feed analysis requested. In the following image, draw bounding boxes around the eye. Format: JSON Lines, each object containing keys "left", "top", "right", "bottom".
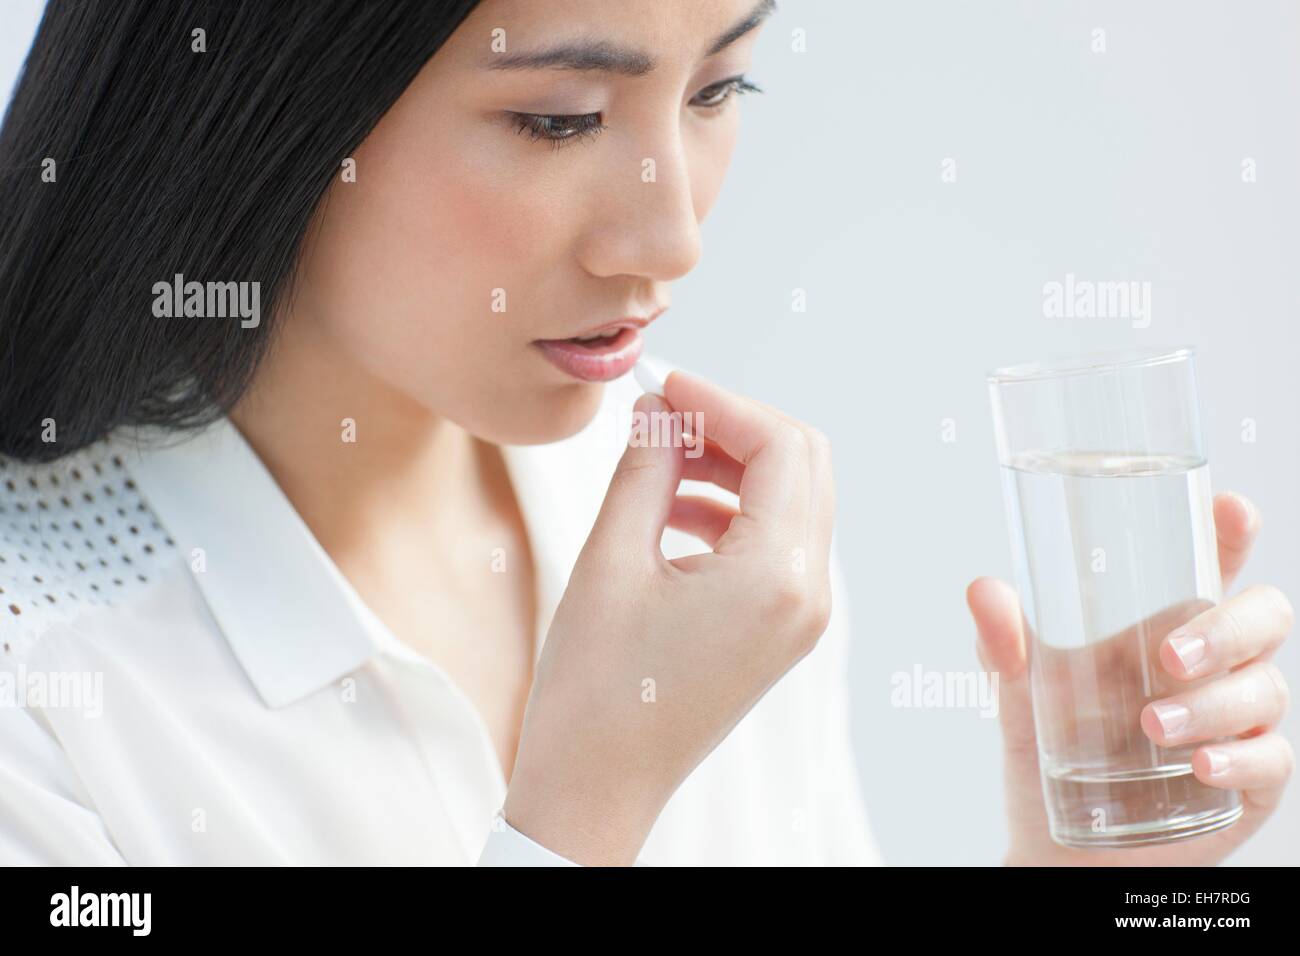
{"left": 508, "top": 111, "right": 606, "bottom": 148}
{"left": 690, "top": 75, "right": 762, "bottom": 110}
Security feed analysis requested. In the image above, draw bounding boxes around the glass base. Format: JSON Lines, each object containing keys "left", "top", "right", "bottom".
{"left": 1050, "top": 801, "right": 1243, "bottom": 849}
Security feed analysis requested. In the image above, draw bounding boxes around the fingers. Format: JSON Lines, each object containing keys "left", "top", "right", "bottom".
{"left": 1214, "top": 492, "right": 1260, "bottom": 590}
{"left": 679, "top": 438, "right": 744, "bottom": 494}
{"left": 967, "top": 577, "right": 1028, "bottom": 677}
{"left": 662, "top": 370, "right": 789, "bottom": 468}
{"left": 1159, "top": 585, "right": 1293, "bottom": 680}
{"left": 584, "top": 393, "right": 684, "bottom": 561}
{"left": 1192, "top": 733, "right": 1295, "bottom": 808}
{"left": 663, "top": 370, "right": 815, "bottom": 550}
{"left": 1142, "top": 660, "right": 1290, "bottom": 746}
{"left": 713, "top": 387, "right": 836, "bottom": 560}
{"left": 966, "top": 577, "right": 1037, "bottom": 759}
{"left": 667, "top": 495, "right": 739, "bottom": 548}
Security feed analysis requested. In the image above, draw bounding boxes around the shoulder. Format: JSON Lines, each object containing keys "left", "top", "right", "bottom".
{"left": 0, "top": 436, "right": 180, "bottom": 661}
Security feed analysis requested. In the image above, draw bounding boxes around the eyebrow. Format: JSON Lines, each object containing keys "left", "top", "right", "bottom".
{"left": 484, "top": 0, "right": 776, "bottom": 77}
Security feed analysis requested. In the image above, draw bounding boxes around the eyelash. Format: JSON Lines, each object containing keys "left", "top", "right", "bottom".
{"left": 508, "top": 75, "right": 762, "bottom": 150}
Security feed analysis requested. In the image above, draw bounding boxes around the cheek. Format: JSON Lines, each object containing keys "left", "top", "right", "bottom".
{"left": 300, "top": 130, "right": 558, "bottom": 371}
{"left": 690, "top": 115, "right": 740, "bottom": 220}
{"left": 287, "top": 120, "right": 604, "bottom": 444}
{"left": 433, "top": 158, "right": 558, "bottom": 306}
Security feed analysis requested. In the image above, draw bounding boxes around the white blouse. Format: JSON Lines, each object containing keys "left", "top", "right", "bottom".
{"left": 0, "top": 362, "right": 879, "bottom": 865}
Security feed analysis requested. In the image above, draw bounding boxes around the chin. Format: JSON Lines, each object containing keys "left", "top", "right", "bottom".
{"left": 470, "top": 380, "right": 606, "bottom": 446}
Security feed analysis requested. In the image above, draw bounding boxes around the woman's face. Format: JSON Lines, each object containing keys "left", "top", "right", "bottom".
{"left": 283, "top": 0, "right": 771, "bottom": 445}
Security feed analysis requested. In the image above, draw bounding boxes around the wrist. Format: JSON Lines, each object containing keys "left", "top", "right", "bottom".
{"left": 502, "top": 751, "right": 669, "bottom": 866}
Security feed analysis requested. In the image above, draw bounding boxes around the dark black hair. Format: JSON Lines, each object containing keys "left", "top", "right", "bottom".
{"left": 0, "top": 0, "right": 480, "bottom": 461}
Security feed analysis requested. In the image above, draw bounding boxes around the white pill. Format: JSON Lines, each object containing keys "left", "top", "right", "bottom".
{"left": 633, "top": 356, "right": 667, "bottom": 397}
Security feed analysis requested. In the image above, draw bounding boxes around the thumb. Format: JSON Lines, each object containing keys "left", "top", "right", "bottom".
{"left": 966, "top": 577, "right": 1037, "bottom": 761}
{"left": 585, "top": 393, "right": 685, "bottom": 563}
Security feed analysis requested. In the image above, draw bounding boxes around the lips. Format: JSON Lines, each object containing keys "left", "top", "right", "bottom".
{"left": 534, "top": 326, "right": 644, "bottom": 382}
{"left": 534, "top": 310, "right": 663, "bottom": 383}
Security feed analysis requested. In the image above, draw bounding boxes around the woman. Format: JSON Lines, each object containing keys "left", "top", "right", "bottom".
{"left": 0, "top": 0, "right": 1290, "bottom": 866}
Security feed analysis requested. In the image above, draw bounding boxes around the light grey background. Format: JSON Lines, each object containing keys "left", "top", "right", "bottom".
{"left": 672, "top": 0, "right": 1299, "bottom": 866}
{"left": 3, "top": 0, "right": 1296, "bottom": 865}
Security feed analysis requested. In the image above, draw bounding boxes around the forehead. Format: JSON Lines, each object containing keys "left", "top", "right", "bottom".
{"left": 441, "top": 0, "right": 771, "bottom": 70}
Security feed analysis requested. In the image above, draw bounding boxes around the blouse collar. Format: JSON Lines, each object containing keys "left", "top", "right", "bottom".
{"left": 126, "top": 376, "right": 638, "bottom": 709}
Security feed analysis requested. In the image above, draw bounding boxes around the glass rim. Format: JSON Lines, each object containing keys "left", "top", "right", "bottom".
{"left": 986, "top": 346, "right": 1196, "bottom": 385}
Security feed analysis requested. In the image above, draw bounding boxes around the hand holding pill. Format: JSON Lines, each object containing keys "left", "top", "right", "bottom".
{"left": 502, "top": 367, "right": 837, "bottom": 865}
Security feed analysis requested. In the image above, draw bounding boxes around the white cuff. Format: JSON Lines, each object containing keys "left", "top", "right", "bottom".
{"left": 476, "top": 812, "right": 581, "bottom": 866}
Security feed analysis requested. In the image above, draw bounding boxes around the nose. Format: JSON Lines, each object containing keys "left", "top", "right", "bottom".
{"left": 575, "top": 126, "right": 703, "bottom": 283}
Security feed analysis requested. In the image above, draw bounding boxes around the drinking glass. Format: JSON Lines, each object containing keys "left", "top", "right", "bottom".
{"left": 988, "top": 347, "right": 1242, "bottom": 847}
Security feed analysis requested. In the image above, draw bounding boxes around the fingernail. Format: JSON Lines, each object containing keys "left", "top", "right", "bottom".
{"left": 1151, "top": 702, "right": 1191, "bottom": 739}
{"left": 1205, "top": 749, "right": 1231, "bottom": 777}
{"left": 1229, "top": 491, "right": 1258, "bottom": 531}
{"left": 1167, "top": 632, "right": 1207, "bottom": 673}
{"left": 632, "top": 392, "right": 664, "bottom": 416}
